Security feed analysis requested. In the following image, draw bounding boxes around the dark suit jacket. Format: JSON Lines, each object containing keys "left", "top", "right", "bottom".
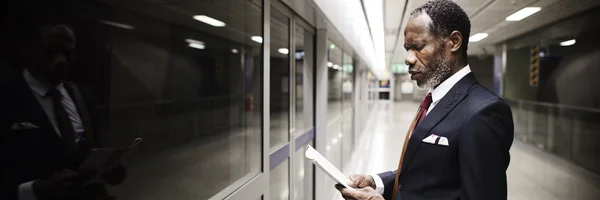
{"left": 378, "top": 73, "right": 514, "bottom": 200}
{"left": 0, "top": 76, "right": 104, "bottom": 200}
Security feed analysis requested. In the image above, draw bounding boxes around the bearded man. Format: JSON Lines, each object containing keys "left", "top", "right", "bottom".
{"left": 336, "top": 0, "right": 514, "bottom": 200}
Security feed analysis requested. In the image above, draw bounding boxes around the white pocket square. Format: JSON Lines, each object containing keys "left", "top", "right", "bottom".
{"left": 422, "top": 134, "right": 439, "bottom": 144}
{"left": 422, "top": 134, "right": 449, "bottom": 146}
{"left": 11, "top": 122, "right": 40, "bottom": 130}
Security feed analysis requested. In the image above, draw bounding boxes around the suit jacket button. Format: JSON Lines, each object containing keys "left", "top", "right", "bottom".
{"left": 399, "top": 184, "right": 404, "bottom": 191}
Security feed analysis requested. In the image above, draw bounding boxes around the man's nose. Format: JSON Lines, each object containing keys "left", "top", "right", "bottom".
{"left": 405, "top": 51, "right": 417, "bottom": 65}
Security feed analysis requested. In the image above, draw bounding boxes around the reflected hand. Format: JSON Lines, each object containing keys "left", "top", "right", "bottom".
{"left": 336, "top": 184, "right": 384, "bottom": 200}
{"left": 347, "top": 174, "right": 376, "bottom": 189}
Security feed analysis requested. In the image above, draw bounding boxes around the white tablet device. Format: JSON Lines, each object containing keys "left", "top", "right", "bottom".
{"left": 305, "top": 145, "right": 355, "bottom": 190}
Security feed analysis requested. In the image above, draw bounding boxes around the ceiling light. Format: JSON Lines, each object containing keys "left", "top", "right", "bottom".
{"left": 185, "top": 39, "right": 202, "bottom": 44}
{"left": 278, "top": 48, "right": 289, "bottom": 55}
{"left": 231, "top": 49, "right": 239, "bottom": 53}
{"left": 327, "top": 62, "right": 333, "bottom": 67}
{"left": 469, "top": 33, "right": 488, "bottom": 42}
{"left": 251, "top": 36, "right": 263, "bottom": 43}
{"left": 330, "top": 44, "right": 336, "bottom": 49}
{"left": 188, "top": 43, "right": 205, "bottom": 49}
{"left": 560, "top": 39, "right": 576, "bottom": 46}
{"left": 99, "top": 20, "right": 134, "bottom": 30}
{"left": 506, "top": 7, "right": 541, "bottom": 21}
{"left": 185, "top": 39, "right": 205, "bottom": 50}
{"left": 193, "top": 15, "right": 226, "bottom": 27}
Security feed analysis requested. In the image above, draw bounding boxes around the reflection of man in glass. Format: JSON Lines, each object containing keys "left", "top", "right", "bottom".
{"left": 0, "top": 20, "right": 125, "bottom": 200}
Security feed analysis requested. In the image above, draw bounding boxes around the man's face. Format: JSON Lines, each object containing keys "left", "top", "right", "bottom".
{"left": 404, "top": 13, "right": 452, "bottom": 89}
{"left": 26, "top": 25, "right": 75, "bottom": 86}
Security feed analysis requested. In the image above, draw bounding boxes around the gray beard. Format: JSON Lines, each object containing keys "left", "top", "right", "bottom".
{"left": 417, "top": 58, "right": 452, "bottom": 89}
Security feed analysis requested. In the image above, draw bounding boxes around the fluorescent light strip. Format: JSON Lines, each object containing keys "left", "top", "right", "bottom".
{"left": 278, "top": 48, "right": 289, "bottom": 55}
{"left": 560, "top": 39, "right": 576, "bottom": 46}
{"left": 188, "top": 43, "right": 205, "bottom": 49}
{"left": 251, "top": 36, "right": 263, "bottom": 44}
{"left": 193, "top": 15, "right": 226, "bottom": 27}
{"left": 185, "top": 39, "right": 203, "bottom": 44}
{"left": 506, "top": 7, "right": 541, "bottom": 21}
{"left": 99, "top": 20, "right": 134, "bottom": 30}
{"left": 469, "top": 33, "right": 488, "bottom": 42}
{"left": 185, "top": 39, "right": 205, "bottom": 50}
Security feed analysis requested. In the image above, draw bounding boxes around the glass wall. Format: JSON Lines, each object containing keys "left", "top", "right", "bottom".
{"left": 292, "top": 23, "right": 315, "bottom": 200}
{"left": 326, "top": 40, "right": 343, "bottom": 169}
{"left": 269, "top": 7, "right": 291, "bottom": 200}
{"left": 0, "top": 0, "right": 263, "bottom": 199}
{"left": 341, "top": 52, "right": 354, "bottom": 167}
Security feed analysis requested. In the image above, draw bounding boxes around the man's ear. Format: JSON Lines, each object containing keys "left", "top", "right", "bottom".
{"left": 448, "top": 30, "right": 463, "bottom": 53}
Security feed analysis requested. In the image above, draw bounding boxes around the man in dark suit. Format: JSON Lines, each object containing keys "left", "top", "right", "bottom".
{"left": 0, "top": 20, "right": 125, "bottom": 200}
{"left": 337, "top": 0, "right": 514, "bottom": 199}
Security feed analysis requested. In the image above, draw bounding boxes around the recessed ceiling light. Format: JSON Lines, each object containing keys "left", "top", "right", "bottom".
{"left": 185, "top": 39, "right": 205, "bottom": 49}
{"left": 506, "top": 7, "right": 541, "bottom": 21}
{"left": 251, "top": 36, "right": 263, "bottom": 44}
{"left": 231, "top": 49, "right": 239, "bottom": 53}
{"left": 193, "top": 15, "right": 226, "bottom": 27}
{"left": 185, "top": 39, "right": 202, "bottom": 44}
{"left": 560, "top": 39, "right": 576, "bottom": 46}
{"left": 278, "top": 48, "right": 289, "bottom": 55}
{"left": 188, "top": 43, "right": 205, "bottom": 49}
{"left": 469, "top": 33, "right": 488, "bottom": 42}
{"left": 99, "top": 20, "right": 134, "bottom": 30}
{"left": 330, "top": 44, "right": 336, "bottom": 49}
{"left": 327, "top": 62, "right": 333, "bottom": 67}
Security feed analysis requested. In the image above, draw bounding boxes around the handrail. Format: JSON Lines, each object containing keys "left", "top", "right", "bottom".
{"left": 506, "top": 99, "right": 600, "bottom": 113}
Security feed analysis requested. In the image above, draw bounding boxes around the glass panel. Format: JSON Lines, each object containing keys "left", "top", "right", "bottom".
{"left": 341, "top": 52, "right": 354, "bottom": 167}
{"left": 327, "top": 41, "right": 343, "bottom": 122}
{"left": 270, "top": 8, "right": 290, "bottom": 149}
{"left": 325, "top": 40, "right": 342, "bottom": 188}
{"left": 294, "top": 25, "right": 314, "bottom": 134}
{"left": 292, "top": 24, "right": 314, "bottom": 200}
{"left": 0, "top": 0, "right": 262, "bottom": 199}
{"left": 270, "top": 159, "right": 290, "bottom": 200}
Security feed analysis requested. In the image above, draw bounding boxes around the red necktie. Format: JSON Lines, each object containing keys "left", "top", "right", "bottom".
{"left": 413, "top": 92, "right": 433, "bottom": 134}
{"left": 392, "top": 92, "right": 433, "bottom": 200}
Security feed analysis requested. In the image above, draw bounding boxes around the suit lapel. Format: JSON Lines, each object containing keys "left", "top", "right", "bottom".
{"left": 399, "top": 73, "right": 478, "bottom": 174}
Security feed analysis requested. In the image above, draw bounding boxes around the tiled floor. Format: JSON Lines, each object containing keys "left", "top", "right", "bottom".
{"left": 340, "top": 102, "right": 600, "bottom": 200}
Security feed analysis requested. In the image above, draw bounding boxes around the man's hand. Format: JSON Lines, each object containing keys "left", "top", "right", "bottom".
{"left": 348, "top": 174, "right": 376, "bottom": 189}
{"left": 336, "top": 184, "right": 384, "bottom": 200}
{"left": 32, "top": 169, "right": 95, "bottom": 199}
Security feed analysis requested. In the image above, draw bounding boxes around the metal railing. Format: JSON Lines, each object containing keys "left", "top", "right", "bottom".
{"left": 507, "top": 99, "right": 600, "bottom": 175}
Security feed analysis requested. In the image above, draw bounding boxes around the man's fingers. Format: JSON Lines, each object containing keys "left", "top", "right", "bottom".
{"left": 339, "top": 187, "right": 359, "bottom": 200}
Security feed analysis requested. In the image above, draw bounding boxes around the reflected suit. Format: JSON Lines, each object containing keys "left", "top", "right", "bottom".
{"left": 0, "top": 73, "right": 111, "bottom": 200}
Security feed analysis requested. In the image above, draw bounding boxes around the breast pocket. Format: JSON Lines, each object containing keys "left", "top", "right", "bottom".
{"left": 418, "top": 134, "right": 455, "bottom": 163}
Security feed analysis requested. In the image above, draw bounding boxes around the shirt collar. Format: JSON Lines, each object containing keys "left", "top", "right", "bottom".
{"left": 429, "top": 65, "right": 472, "bottom": 104}
{"left": 23, "top": 69, "right": 66, "bottom": 97}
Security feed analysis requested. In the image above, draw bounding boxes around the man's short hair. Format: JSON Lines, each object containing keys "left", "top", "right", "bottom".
{"left": 411, "top": 0, "right": 471, "bottom": 58}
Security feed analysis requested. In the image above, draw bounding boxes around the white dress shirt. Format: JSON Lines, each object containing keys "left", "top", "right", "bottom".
{"left": 19, "top": 69, "right": 85, "bottom": 200}
{"left": 370, "top": 65, "right": 472, "bottom": 195}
